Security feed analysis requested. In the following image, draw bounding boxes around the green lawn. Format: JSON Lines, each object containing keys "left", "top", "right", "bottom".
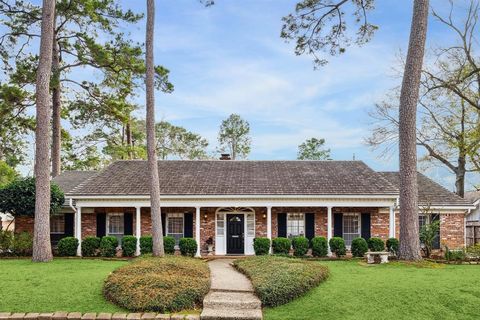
{"left": 264, "top": 260, "right": 480, "bottom": 320}
{"left": 0, "top": 258, "right": 128, "bottom": 313}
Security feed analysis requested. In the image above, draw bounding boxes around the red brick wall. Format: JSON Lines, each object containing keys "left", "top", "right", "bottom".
{"left": 14, "top": 216, "right": 34, "bottom": 234}
{"left": 440, "top": 213, "right": 465, "bottom": 249}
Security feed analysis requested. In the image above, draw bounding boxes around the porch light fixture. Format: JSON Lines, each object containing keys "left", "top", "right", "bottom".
{"left": 263, "top": 213, "right": 266, "bottom": 219}
{"left": 204, "top": 213, "right": 208, "bottom": 219}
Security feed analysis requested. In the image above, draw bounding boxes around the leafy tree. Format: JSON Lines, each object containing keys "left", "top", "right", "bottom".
{"left": 218, "top": 114, "right": 251, "bottom": 160}
{"left": 156, "top": 121, "right": 209, "bottom": 160}
{"left": 297, "top": 138, "right": 331, "bottom": 160}
{"left": 0, "top": 161, "right": 17, "bottom": 187}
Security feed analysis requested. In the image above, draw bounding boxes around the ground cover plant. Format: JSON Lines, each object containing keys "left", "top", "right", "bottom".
{"left": 0, "top": 259, "right": 127, "bottom": 312}
{"left": 103, "top": 256, "right": 210, "bottom": 312}
{"left": 234, "top": 256, "right": 329, "bottom": 307}
{"left": 264, "top": 260, "right": 480, "bottom": 320}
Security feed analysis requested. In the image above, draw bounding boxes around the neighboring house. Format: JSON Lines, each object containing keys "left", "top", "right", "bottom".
{"left": 0, "top": 212, "right": 14, "bottom": 231}
{"left": 465, "top": 191, "right": 480, "bottom": 246}
{"left": 14, "top": 160, "right": 475, "bottom": 256}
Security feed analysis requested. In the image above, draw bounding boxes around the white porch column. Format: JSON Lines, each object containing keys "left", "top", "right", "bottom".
{"left": 135, "top": 206, "right": 141, "bottom": 256}
{"left": 76, "top": 206, "right": 82, "bottom": 256}
{"left": 195, "top": 206, "right": 201, "bottom": 257}
{"left": 267, "top": 206, "right": 272, "bottom": 253}
{"left": 327, "top": 206, "right": 333, "bottom": 256}
{"left": 389, "top": 206, "right": 395, "bottom": 238}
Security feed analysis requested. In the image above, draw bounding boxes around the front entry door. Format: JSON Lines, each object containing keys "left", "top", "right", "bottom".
{"left": 227, "top": 214, "right": 245, "bottom": 254}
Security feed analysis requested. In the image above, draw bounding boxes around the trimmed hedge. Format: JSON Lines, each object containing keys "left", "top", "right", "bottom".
{"left": 351, "top": 237, "right": 368, "bottom": 257}
{"left": 329, "top": 237, "right": 346, "bottom": 257}
{"left": 311, "top": 237, "right": 328, "bottom": 257}
{"left": 57, "top": 237, "right": 78, "bottom": 256}
{"left": 100, "top": 236, "right": 118, "bottom": 257}
{"left": 140, "top": 236, "right": 152, "bottom": 254}
{"left": 82, "top": 236, "right": 101, "bottom": 257}
{"left": 253, "top": 237, "right": 271, "bottom": 255}
{"left": 122, "top": 235, "right": 137, "bottom": 257}
{"left": 104, "top": 256, "right": 210, "bottom": 312}
{"left": 179, "top": 238, "right": 197, "bottom": 257}
{"left": 234, "top": 256, "right": 329, "bottom": 307}
{"left": 12, "top": 232, "right": 32, "bottom": 256}
{"left": 292, "top": 237, "right": 309, "bottom": 257}
{"left": 386, "top": 238, "right": 399, "bottom": 255}
{"left": 368, "top": 237, "right": 385, "bottom": 252}
{"left": 164, "top": 236, "right": 176, "bottom": 254}
{"left": 272, "top": 237, "right": 291, "bottom": 255}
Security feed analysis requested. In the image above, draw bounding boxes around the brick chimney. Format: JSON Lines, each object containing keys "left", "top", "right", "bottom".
{"left": 219, "top": 153, "right": 231, "bottom": 160}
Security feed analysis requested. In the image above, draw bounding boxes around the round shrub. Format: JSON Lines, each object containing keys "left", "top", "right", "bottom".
{"left": 57, "top": 237, "right": 79, "bottom": 256}
{"left": 234, "top": 256, "right": 329, "bottom": 307}
{"left": 272, "top": 237, "right": 291, "bottom": 255}
{"left": 292, "top": 237, "right": 309, "bottom": 257}
{"left": 100, "top": 236, "right": 118, "bottom": 257}
{"left": 12, "top": 232, "right": 32, "bottom": 256}
{"left": 104, "top": 256, "right": 210, "bottom": 312}
{"left": 386, "top": 238, "right": 399, "bottom": 255}
{"left": 179, "top": 238, "right": 197, "bottom": 257}
{"left": 140, "top": 236, "right": 152, "bottom": 254}
{"left": 311, "top": 237, "right": 328, "bottom": 257}
{"left": 82, "top": 236, "right": 101, "bottom": 257}
{"left": 253, "top": 237, "right": 271, "bottom": 255}
{"left": 164, "top": 236, "right": 176, "bottom": 254}
{"left": 368, "top": 237, "right": 385, "bottom": 252}
{"left": 122, "top": 235, "right": 137, "bottom": 257}
{"left": 351, "top": 237, "right": 368, "bottom": 257}
{"left": 329, "top": 237, "right": 346, "bottom": 257}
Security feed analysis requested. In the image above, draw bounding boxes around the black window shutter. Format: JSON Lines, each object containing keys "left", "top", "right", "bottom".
{"left": 124, "top": 212, "right": 133, "bottom": 235}
{"left": 64, "top": 213, "right": 74, "bottom": 237}
{"left": 334, "top": 213, "right": 343, "bottom": 237}
{"left": 278, "top": 213, "right": 287, "bottom": 238}
{"left": 161, "top": 212, "right": 166, "bottom": 236}
{"left": 96, "top": 212, "right": 106, "bottom": 238}
{"left": 184, "top": 212, "right": 193, "bottom": 238}
{"left": 432, "top": 214, "right": 440, "bottom": 249}
{"left": 305, "top": 213, "right": 315, "bottom": 240}
{"left": 361, "top": 213, "right": 371, "bottom": 240}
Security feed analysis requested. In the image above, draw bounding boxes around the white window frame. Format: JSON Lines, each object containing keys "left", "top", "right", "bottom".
{"left": 166, "top": 213, "right": 184, "bottom": 245}
{"left": 50, "top": 214, "right": 65, "bottom": 234}
{"left": 287, "top": 212, "right": 305, "bottom": 238}
{"left": 106, "top": 212, "right": 124, "bottom": 238}
{"left": 343, "top": 213, "right": 361, "bottom": 248}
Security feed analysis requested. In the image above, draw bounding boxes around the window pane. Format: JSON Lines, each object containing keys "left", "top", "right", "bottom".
{"left": 50, "top": 215, "right": 65, "bottom": 234}
{"left": 287, "top": 213, "right": 305, "bottom": 238}
{"left": 343, "top": 214, "right": 360, "bottom": 247}
{"left": 167, "top": 213, "right": 184, "bottom": 245}
{"left": 247, "top": 213, "right": 255, "bottom": 237}
{"left": 217, "top": 213, "right": 225, "bottom": 236}
{"left": 108, "top": 214, "right": 124, "bottom": 235}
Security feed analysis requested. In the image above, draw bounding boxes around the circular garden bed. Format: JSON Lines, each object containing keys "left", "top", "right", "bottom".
{"left": 103, "top": 256, "right": 210, "bottom": 312}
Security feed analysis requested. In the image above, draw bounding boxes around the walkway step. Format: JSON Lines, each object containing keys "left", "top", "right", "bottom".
{"left": 200, "top": 308, "right": 262, "bottom": 320}
{"left": 203, "top": 292, "right": 261, "bottom": 309}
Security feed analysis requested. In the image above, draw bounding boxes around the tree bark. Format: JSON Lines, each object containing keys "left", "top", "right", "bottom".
{"left": 126, "top": 120, "right": 133, "bottom": 159}
{"left": 456, "top": 156, "right": 466, "bottom": 197}
{"left": 51, "top": 35, "right": 61, "bottom": 178}
{"left": 146, "top": 0, "right": 164, "bottom": 257}
{"left": 33, "top": 0, "right": 56, "bottom": 262}
{"left": 398, "top": 0, "right": 429, "bottom": 261}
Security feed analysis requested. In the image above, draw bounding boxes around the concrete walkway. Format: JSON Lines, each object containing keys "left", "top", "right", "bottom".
{"left": 201, "top": 259, "right": 262, "bottom": 320}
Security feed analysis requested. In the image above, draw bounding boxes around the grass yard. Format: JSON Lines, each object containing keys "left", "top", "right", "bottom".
{"left": 0, "top": 258, "right": 128, "bottom": 313}
{"left": 264, "top": 260, "right": 480, "bottom": 320}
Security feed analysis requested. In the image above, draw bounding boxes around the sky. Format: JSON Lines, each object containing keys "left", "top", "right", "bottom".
{"left": 13, "top": 0, "right": 479, "bottom": 191}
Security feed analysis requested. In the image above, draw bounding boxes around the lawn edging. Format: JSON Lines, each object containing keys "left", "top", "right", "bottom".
{"left": 0, "top": 312, "right": 199, "bottom": 320}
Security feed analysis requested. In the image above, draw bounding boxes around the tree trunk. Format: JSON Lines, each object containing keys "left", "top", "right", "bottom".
{"left": 456, "top": 156, "right": 466, "bottom": 197}
{"left": 33, "top": 0, "right": 56, "bottom": 263}
{"left": 126, "top": 120, "right": 133, "bottom": 159}
{"left": 146, "top": 0, "right": 164, "bottom": 257}
{"left": 51, "top": 36, "right": 61, "bottom": 178}
{"left": 398, "top": 0, "right": 429, "bottom": 261}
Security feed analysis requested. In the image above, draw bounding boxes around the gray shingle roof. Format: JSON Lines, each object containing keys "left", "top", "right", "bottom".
{"left": 71, "top": 160, "right": 398, "bottom": 196}
{"left": 52, "top": 171, "right": 98, "bottom": 194}
{"left": 379, "top": 172, "right": 472, "bottom": 206}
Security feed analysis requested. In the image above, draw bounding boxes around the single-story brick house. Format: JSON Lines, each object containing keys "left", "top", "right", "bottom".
{"left": 14, "top": 160, "right": 475, "bottom": 256}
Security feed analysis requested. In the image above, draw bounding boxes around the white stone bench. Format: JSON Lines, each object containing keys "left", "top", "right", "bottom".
{"left": 366, "top": 251, "right": 389, "bottom": 264}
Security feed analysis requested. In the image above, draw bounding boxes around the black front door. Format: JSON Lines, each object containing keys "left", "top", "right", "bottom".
{"left": 227, "top": 214, "right": 244, "bottom": 254}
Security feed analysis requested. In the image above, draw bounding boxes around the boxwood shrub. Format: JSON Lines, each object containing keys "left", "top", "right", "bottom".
{"left": 234, "top": 256, "right": 329, "bottom": 307}
{"left": 311, "top": 237, "right": 328, "bottom": 257}
{"left": 253, "top": 237, "right": 271, "bottom": 255}
{"left": 351, "top": 237, "right": 368, "bottom": 257}
{"left": 100, "top": 236, "right": 118, "bottom": 257}
{"left": 292, "top": 237, "right": 309, "bottom": 257}
{"left": 329, "top": 237, "right": 346, "bottom": 257}
{"left": 164, "top": 236, "right": 176, "bottom": 254}
{"left": 386, "top": 238, "right": 399, "bottom": 255}
{"left": 179, "top": 238, "right": 197, "bottom": 257}
{"left": 368, "top": 237, "right": 385, "bottom": 252}
{"left": 103, "top": 256, "right": 210, "bottom": 312}
{"left": 272, "top": 237, "right": 291, "bottom": 255}
{"left": 82, "top": 236, "right": 101, "bottom": 257}
{"left": 57, "top": 237, "right": 78, "bottom": 256}
{"left": 122, "top": 235, "right": 137, "bottom": 257}
{"left": 140, "top": 236, "right": 152, "bottom": 254}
